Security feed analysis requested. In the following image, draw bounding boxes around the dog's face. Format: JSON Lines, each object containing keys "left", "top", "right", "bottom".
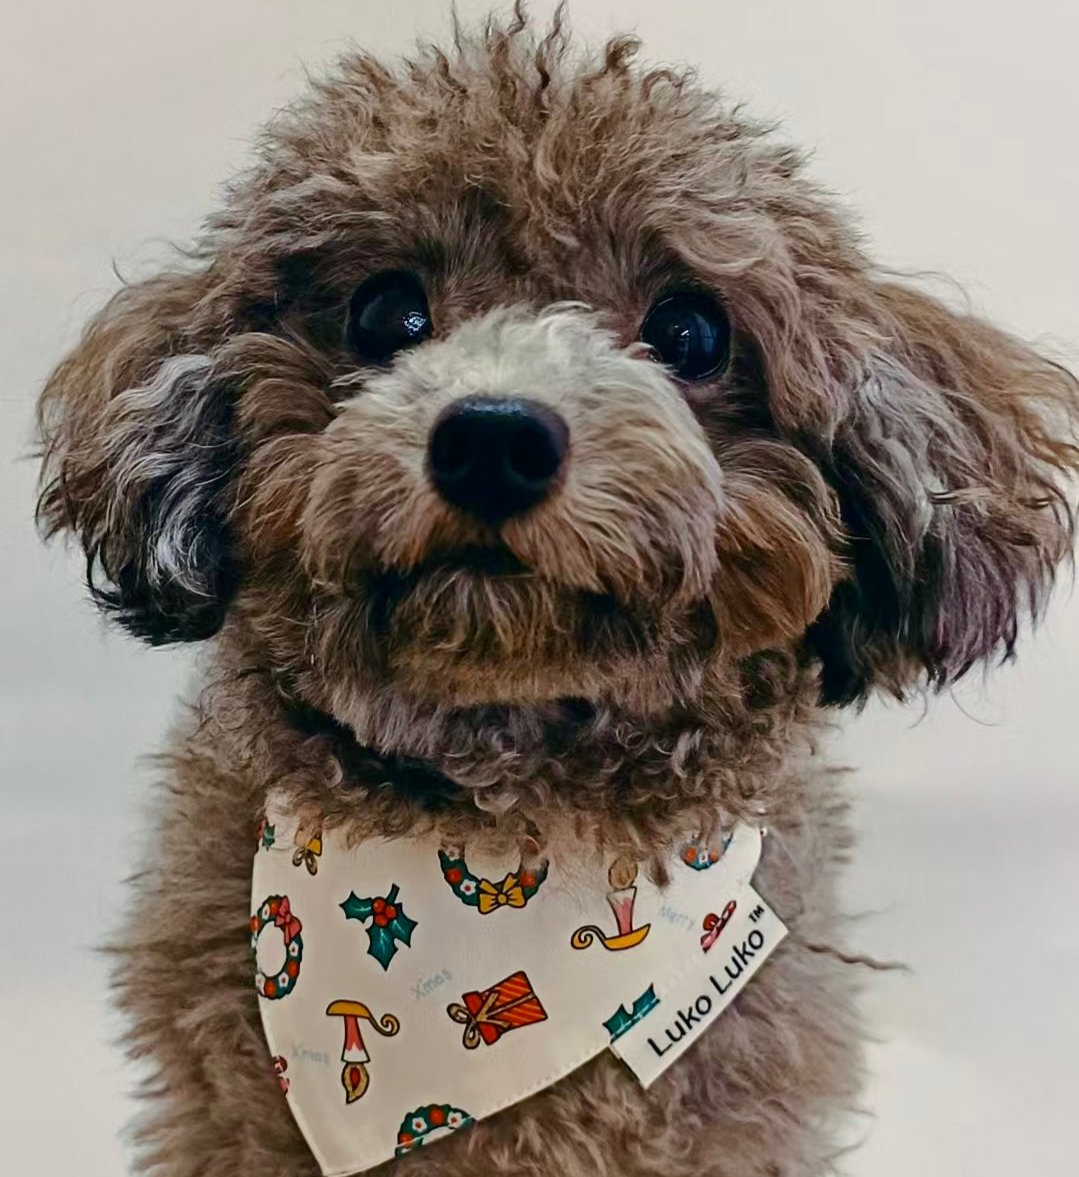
{"left": 37, "top": 19, "right": 1077, "bottom": 755}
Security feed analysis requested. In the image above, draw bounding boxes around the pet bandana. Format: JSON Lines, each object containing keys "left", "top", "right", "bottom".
{"left": 251, "top": 793, "right": 787, "bottom": 1176}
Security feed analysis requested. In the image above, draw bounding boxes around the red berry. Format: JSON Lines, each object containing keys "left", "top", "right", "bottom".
{"left": 372, "top": 897, "right": 386, "bottom": 913}
{"left": 286, "top": 960, "right": 299, "bottom": 977}
{"left": 264, "top": 979, "right": 277, "bottom": 998}
{"left": 520, "top": 872, "right": 535, "bottom": 888}
{"left": 446, "top": 868, "right": 462, "bottom": 884}
{"left": 384, "top": 905, "right": 398, "bottom": 920}
{"left": 428, "top": 1107, "right": 446, "bottom": 1126}
{"left": 373, "top": 914, "right": 387, "bottom": 927}
{"left": 684, "top": 847, "right": 697, "bottom": 863}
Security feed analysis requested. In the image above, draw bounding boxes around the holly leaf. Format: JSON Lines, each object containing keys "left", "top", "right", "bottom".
{"left": 366, "top": 923, "right": 398, "bottom": 970}
{"left": 340, "top": 892, "right": 374, "bottom": 922}
{"left": 389, "top": 909, "right": 417, "bottom": 946}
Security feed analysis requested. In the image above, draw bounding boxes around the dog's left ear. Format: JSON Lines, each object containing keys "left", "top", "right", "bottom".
{"left": 802, "top": 281, "right": 1078, "bottom": 704}
{"left": 37, "top": 266, "right": 239, "bottom": 644}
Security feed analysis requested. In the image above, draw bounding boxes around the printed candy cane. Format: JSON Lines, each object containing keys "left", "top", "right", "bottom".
{"left": 700, "top": 900, "right": 737, "bottom": 953}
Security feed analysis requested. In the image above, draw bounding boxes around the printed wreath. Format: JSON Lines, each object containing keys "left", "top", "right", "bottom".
{"left": 437, "top": 849, "right": 548, "bottom": 913}
{"left": 251, "top": 895, "right": 304, "bottom": 1000}
{"left": 395, "top": 1103, "right": 473, "bottom": 1155}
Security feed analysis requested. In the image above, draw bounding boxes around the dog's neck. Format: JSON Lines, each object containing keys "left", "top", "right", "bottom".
{"left": 201, "top": 643, "right": 820, "bottom": 856}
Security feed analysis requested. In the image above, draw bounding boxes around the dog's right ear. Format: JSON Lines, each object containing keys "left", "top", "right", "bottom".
{"left": 36, "top": 267, "right": 239, "bottom": 644}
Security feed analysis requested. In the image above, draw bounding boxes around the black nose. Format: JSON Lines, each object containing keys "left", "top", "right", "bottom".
{"left": 428, "top": 396, "right": 569, "bottom": 523}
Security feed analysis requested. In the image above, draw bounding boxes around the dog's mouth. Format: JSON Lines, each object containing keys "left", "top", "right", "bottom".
{"left": 360, "top": 548, "right": 626, "bottom": 639}
{"left": 407, "top": 544, "right": 533, "bottom": 579}
{"left": 337, "top": 543, "right": 666, "bottom": 704}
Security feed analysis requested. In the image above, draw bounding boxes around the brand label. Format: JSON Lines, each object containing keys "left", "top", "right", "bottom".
{"left": 609, "top": 885, "right": 787, "bottom": 1087}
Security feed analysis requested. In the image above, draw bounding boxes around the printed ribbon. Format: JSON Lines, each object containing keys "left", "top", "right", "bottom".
{"left": 448, "top": 990, "right": 507, "bottom": 1049}
{"left": 476, "top": 874, "right": 526, "bottom": 914}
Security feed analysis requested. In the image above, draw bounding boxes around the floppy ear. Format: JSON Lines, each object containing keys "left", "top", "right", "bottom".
{"left": 36, "top": 267, "right": 239, "bottom": 644}
{"left": 805, "top": 282, "right": 1078, "bottom": 704}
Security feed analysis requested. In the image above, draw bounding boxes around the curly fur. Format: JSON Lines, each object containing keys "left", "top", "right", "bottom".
{"left": 35, "top": 6, "right": 1078, "bottom": 1177}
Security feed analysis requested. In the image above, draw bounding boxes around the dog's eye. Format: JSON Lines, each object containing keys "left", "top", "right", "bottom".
{"left": 346, "top": 271, "right": 433, "bottom": 363}
{"left": 640, "top": 293, "right": 731, "bottom": 381}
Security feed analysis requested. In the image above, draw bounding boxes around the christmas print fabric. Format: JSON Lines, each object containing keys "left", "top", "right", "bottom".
{"left": 251, "top": 794, "right": 768, "bottom": 1176}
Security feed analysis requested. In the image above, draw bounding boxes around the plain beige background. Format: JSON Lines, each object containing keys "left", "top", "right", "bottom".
{"left": 2, "top": 2, "right": 1077, "bottom": 1174}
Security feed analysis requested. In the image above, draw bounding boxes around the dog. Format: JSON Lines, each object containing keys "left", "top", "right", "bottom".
{"left": 35, "top": 8, "right": 1078, "bottom": 1176}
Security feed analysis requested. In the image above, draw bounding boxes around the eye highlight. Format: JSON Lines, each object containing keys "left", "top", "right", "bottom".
{"left": 640, "top": 292, "right": 731, "bottom": 381}
{"left": 346, "top": 271, "right": 433, "bottom": 364}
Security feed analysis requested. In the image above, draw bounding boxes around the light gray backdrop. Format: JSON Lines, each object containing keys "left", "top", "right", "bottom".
{"left": 2, "top": 2, "right": 1076, "bottom": 1174}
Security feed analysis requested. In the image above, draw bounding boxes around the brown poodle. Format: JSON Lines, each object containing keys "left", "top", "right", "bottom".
{"left": 36, "top": 9, "right": 1077, "bottom": 1177}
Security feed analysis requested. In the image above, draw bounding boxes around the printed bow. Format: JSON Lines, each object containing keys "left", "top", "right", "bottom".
{"left": 477, "top": 874, "right": 526, "bottom": 914}
{"left": 274, "top": 896, "right": 302, "bottom": 944}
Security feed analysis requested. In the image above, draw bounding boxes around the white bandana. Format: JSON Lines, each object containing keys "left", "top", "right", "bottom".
{"left": 251, "top": 793, "right": 784, "bottom": 1176}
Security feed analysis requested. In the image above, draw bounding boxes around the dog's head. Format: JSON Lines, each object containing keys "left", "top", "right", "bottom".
{"left": 37, "top": 15, "right": 1077, "bottom": 765}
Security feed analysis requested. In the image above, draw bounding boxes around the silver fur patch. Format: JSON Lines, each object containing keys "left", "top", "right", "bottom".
{"left": 104, "top": 353, "right": 227, "bottom": 598}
